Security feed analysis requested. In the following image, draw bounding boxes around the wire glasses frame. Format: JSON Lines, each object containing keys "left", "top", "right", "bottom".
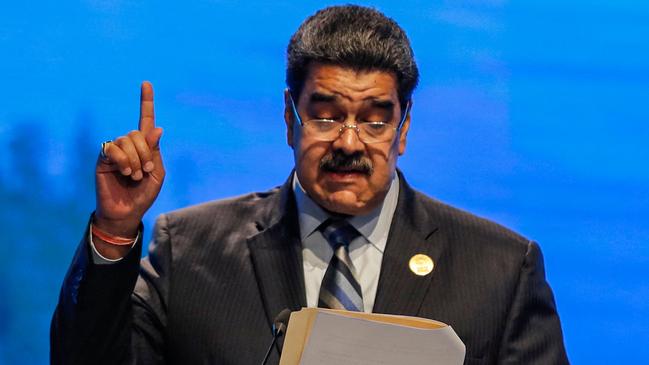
{"left": 288, "top": 91, "right": 411, "bottom": 144}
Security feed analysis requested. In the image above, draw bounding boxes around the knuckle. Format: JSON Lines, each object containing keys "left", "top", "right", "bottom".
{"left": 129, "top": 156, "right": 141, "bottom": 166}
{"left": 106, "top": 145, "right": 120, "bottom": 160}
{"left": 115, "top": 136, "right": 131, "bottom": 146}
{"left": 128, "top": 152, "right": 141, "bottom": 165}
{"left": 115, "top": 154, "right": 129, "bottom": 166}
{"left": 140, "top": 147, "right": 152, "bottom": 158}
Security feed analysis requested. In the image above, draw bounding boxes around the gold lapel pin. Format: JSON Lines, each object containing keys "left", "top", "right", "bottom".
{"left": 409, "top": 254, "right": 434, "bottom": 276}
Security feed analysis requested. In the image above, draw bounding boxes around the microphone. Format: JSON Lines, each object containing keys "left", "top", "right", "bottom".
{"left": 261, "top": 309, "right": 292, "bottom": 365}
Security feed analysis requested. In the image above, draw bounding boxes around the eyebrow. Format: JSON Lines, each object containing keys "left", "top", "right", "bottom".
{"left": 370, "top": 99, "right": 395, "bottom": 110}
{"left": 308, "top": 92, "right": 395, "bottom": 110}
{"left": 309, "top": 92, "right": 337, "bottom": 103}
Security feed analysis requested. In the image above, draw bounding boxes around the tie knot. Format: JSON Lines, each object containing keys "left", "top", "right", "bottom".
{"left": 320, "top": 219, "right": 360, "bottom": 249}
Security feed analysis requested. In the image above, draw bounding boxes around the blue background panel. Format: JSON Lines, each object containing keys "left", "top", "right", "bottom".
{"left": 1, "top": 1, "right": 647, "bottom": 363}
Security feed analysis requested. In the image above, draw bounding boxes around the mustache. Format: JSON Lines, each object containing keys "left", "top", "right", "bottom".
{"left": 319, "top": 151, "right": 374, "bottom": 175}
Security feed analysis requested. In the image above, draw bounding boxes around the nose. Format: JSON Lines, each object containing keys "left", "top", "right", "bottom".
{"left": 331, "top": 124, "right": 365, "bottom": 155}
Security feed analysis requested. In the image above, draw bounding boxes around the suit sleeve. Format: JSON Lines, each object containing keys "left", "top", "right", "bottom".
{"left": 496, "top": 241, "right": 570, "bottom": 364}
{"left": 50, "top": 215, "right": 172, "bottom": 365}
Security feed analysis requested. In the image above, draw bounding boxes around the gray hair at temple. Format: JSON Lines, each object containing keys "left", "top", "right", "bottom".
{"left": 286, "top": 5, "right": 419, "bottom": 111}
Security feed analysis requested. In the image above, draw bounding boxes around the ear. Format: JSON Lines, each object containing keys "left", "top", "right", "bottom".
{"left": 284, "top": 89, "right": 295, "bottom": 148}
{"left": 398, "top": 101, "right": 412, "bottom": 156}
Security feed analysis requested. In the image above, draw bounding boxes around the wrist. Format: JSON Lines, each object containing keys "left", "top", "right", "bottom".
{"left": 91, "top": 224, "right": 136, "bottom": 246}
{"left": 92, "top": 213, "right": 141, "bottom": 238}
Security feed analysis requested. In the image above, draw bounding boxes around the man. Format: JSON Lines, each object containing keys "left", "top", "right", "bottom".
{"left": 51, "top": 5, "right": 569, "bottom": 364}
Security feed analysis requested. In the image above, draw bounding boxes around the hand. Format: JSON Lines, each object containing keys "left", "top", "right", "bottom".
{"left": 94, "top": 81, "right": 165, "bottom": 240}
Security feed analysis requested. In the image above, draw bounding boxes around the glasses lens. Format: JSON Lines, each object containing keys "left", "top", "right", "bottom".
{"left": 303, "top": 120, "right": 397, "bottom": 143}
{"left": 304, "top": 120, "right": 340, "bottom": 141}
{"left": 359, "top": 123, "right": 394, "bottom": 143}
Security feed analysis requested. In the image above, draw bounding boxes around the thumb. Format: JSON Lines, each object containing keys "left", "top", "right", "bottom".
{"left": 146, "top": 127, "right": 164, "bottom": 170}
{"left": 146, "top": 127, "right": 163, "bottom": 150}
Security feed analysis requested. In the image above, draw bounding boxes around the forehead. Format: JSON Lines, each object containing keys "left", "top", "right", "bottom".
{"left": 299, "top": 63, "right": 399, "bottom": 105}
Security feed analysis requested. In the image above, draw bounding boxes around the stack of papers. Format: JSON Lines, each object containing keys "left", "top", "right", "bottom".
{"left": 280, "top": 308, "right": 465, "bottom": 365}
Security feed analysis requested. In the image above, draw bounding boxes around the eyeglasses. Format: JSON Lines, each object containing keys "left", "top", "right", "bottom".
{"left": 288, "top": 92, "right": 410, "bottom": 144}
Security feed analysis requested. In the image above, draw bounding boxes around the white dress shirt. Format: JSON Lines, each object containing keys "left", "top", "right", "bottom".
{"left": 293, "top": 173, "right": 399, "bottom": 313}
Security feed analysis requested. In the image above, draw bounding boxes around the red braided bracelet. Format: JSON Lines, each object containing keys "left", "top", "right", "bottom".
{"left": 91, "top": 224, "right": 136, "bottom": 246}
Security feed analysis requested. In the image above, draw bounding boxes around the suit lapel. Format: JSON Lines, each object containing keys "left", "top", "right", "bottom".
{"left": 373, "top": 173, "right": 446, "bottom": 316}
{"left": 247, "top": 177, "right": 306, "bottom": 346}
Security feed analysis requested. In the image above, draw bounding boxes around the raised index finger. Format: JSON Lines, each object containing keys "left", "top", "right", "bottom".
{"left": 139, "top": 81, "right": 155, "bottom": 133}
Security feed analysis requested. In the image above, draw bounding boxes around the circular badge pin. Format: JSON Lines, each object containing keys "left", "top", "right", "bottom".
{"left": 409, "top": 254, "right": 434, "bottom": 276}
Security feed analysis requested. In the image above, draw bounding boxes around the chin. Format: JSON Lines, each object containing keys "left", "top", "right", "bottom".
{"left": 321, "top": 191, "right": 370, "bottom": 216}
{"left": 325, "top": 204, "right": 360, "bottom": 216}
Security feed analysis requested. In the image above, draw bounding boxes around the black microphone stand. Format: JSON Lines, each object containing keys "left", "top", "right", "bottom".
{"left": 261, "top": 309, "right": 291, "bottom": 365}
{"left": 261, "top": 322, "right": 285, "bottom": 365}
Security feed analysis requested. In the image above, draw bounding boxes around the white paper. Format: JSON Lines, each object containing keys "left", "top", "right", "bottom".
{"left": 299, "top": 311, "right": 465, "bottom": 365}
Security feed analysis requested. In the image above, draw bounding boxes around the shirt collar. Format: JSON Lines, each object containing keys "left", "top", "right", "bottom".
{"left": 292, "top": 172, "right": 399, "bottom": 250}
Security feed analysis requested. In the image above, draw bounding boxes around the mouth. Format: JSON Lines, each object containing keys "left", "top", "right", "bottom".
{"left": 321, "top": 167, "right": 369, "bottom": 183}
{"left": 323, "top": 165, "right": 367, "bottom": 173}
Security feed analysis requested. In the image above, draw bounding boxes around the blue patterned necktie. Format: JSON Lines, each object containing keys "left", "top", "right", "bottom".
{"left": 317, "top": 219, "right": 364, "bottom": 311}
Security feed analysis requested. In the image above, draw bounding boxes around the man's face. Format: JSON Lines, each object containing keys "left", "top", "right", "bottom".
{"left": 284, "top": 63, "right": 411, "bottom": 216}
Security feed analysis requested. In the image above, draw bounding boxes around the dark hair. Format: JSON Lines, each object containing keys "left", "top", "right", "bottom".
{"left": 286, "top": 5, "right": 419, "bottom": 110}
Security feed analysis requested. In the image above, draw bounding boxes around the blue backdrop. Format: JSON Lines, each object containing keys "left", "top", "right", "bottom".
{"left": 1, "top": 1, "right": 647, "bottom": 363}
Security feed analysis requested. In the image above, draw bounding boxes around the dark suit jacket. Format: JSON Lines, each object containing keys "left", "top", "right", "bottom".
{"left": 51, "top": 173, "right": 569, "bottom": 364}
